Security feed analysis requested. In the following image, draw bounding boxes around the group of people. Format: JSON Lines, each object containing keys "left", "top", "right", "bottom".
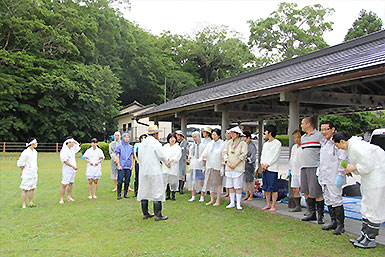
{"left": 285, "top": 117, "right": 385, "bottom": 249}
{"left": 16, "top": 117, "right": 385, "bottom": 249}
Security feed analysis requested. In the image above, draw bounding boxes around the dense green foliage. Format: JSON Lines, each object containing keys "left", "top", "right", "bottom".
{"left": 248, "top": 2, "right": 334, "bottom": 65}
{"left": 344, "top": 9, "right": 384, "bottom": 41}
{"left": 276, "top": 134, "right": 290, "bottom": 146}
{"left": 80, "top": 142, "right": 111, "bottom": 160}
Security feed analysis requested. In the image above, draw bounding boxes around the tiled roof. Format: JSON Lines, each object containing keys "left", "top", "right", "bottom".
{"left": 138, "top": 30, "right": 385, "bottom": 118}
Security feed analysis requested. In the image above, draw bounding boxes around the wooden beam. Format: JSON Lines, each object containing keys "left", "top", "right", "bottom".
{"left": 280, "top": 91, "right": 385, "bottom": 106}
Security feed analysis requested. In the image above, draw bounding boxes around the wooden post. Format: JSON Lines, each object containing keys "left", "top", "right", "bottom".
{"left": 180, "top": 115, "right": 187, "bottom": 138}
{"left": 56, "top": 143, "right": 59, "bottom": 153}
{"left": 287, "top": 100, "right": 300, "bottom": 208}
{"left": 221, "top": 111, "right": 229, "bottom": 139}
{"left": 3, "top": 142, "right": 5, "bottom": 152}
{"left": 257, "top": 119, "right": 264, "bottom": 177}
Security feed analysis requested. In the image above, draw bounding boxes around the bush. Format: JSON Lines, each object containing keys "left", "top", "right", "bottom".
{"left": 276, "top": 135, "right": 289, "bottom": 146}
{"left": 80, "top": 142, "right": 111, "bottom": 160}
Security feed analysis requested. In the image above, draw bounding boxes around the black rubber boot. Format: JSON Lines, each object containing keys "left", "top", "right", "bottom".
{"left": 123, "top": 183, "right": 129, "bottom": 198}
{"left": 354, "top": 221, "right": 379, "bottom": 249}
{"left": 322, "top": 205, "right": 337, "bottom": 230}
{"left": 179, "top": 180, "right": 185, "bottom": 194}
{"left": 316, "top": 200, "right": 325, "bottom": 224}
{"left": 117, "top": 183, "right": 122, "bottom": 200}
{"left": 166, "top": 184, "right": 171, "bottom": 200}
{"left": 171, "top": 191, "right": 176, "bottom": 201}
{"left": 134, "top": 180, "right": 138, "bottom": 198}
{"left": 333, "top": 205, "right": 345, "bottom": 235}
{"left": 302, "top": 198, "right": 317, "bottom": 221}
{"left": 154, "top": 201, "right": 168, "bottom": 221}
{"left": 289, "top": 197, "right": 302, "bottom": 212}
{"left": 350, "top": 219, "right": 368, "bottom": 244}
{"left": 141, "top": 200, "right": 154, "bottom": 219}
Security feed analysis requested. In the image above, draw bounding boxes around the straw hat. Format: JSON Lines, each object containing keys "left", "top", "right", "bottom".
{"left": 202, "top": 127, "right": 212, "bottom": 133}
{"left": 229, "top": 126, "right": 244, "bottom": 136}
{"left": 148, "top": 125, "right": 160, "bottom": 134}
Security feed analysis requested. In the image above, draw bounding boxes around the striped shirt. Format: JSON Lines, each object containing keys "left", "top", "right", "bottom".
{"left": 301, "top": 129, "right": 323, "bottom": 168}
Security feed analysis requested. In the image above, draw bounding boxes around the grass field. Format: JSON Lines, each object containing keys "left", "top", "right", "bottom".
{"left": 0, "top": 152, "right": 384, "bottom": 256}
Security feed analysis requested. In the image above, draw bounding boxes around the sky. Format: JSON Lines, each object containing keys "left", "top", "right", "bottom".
{"left": 119, "top": 0, "right": 385, "bottom": 47}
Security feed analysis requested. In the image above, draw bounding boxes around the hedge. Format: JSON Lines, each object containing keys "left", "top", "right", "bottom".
{"left": 80, "top": 142, "right": 111, "bottom": 160}
{"left": 275, "top": 135, "right": 289, "bottom": 146}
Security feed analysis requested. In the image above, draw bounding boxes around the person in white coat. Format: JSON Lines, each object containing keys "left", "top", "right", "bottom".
{"left": 137, "top": 125, "right": 170, "bottom": 221}
{"left": 162, "top": 133, "right": 182, "bottom": 201}
{"left": 319, "top": 122, "right": 348, "bottom": 235}
{"left": 333, "top": 132, "right": 385, "bottom": 249}
{"left": 17, "top": 138, "right": 38, "bottom": 208}
{"left": 59, "top": 137, "right": 81, "bottom": 204}
{"left": 201, "top": 128, "right": 225, "bottom": 206}
{"left": 83, "top": 138, "right": 105, "bottom": 199}
{"left": 287, "top": 130, "right": 302, "bottom": 212}
{"left": 187, "top": 131, "right": 205, "bottom": 202}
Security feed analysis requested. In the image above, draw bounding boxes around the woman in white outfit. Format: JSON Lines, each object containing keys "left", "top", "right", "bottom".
{"left": 17, "top": 138, "right": 38, "bottom": 208}
{"left": 333, "top": 132, "right": 385, "bottom": 249}
{"left": 162, "top": 133, "right": 182, "bottom": 201}
{"left": 187, "top": 131, "right": 205, "bottom": 202}
{"left": 201, "top": 128, "right": 225, "bottom": 206}
{"left": 224, "top": 126, "right": 248, "bottom": 210}
{"left": 83, "top": 138, "right": 105, "bottom": 199}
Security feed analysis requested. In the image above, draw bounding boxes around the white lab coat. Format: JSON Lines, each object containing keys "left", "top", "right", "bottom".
{"left": 60, "top": 144, "right": 81, "bottom": 174}
{"left": 188, "top": 142, "right": 204, "bottom": 170}
{"left": 348, "top": 136, "right": 385, "bottom": 223}
{"left": 319, "top": 138, "right": 348, "bottom": 185}
{"left": 137, "top": 135, "right": 168, "bottom": 202}
{"left": 84, "top": 147, "right": 105, "bottom": 178}
{"left": 17, "top": 147, "right": 38, "bottom": 179}
{"left": 288, "top": 144, "right": 302, "bottom": 176}
{"left": 162, "top": 143, "right": 182, "bottom": 176}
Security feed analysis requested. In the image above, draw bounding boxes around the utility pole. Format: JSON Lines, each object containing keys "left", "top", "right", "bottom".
{"left": 164, "top": 77, "right": 167, "bottom": 103}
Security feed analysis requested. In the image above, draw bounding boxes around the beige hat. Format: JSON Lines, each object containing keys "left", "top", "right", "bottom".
{"left": 148, "top": 125, "right": 160, "bottom": 134}
{"left": 202, "top": 127, "right": 212, "bottom": 133}
{"left": 175, "top": 130, "right": 184, "bottom": 137}
{"left": 229, "top": 126, "right": 244, "bottom": 136}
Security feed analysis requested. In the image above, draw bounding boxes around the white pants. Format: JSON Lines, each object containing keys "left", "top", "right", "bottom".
{"left": 322, "top": 183, "right": 343, "bottom": 207}
{"left": 226, "top": 174, "right": 244, "bottom": 189}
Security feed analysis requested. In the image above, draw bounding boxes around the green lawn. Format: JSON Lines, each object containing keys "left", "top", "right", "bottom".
{"left": 0, "top": 152, "right": 384, "bottom": 256}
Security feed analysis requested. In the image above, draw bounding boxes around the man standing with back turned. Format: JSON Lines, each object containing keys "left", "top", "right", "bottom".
{"left": 137, "top": 125, "right": 169, "bottom": 221}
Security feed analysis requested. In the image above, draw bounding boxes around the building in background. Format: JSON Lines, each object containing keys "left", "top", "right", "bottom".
{"left": 116, "top": 101, "right": 172, "bottom": 142}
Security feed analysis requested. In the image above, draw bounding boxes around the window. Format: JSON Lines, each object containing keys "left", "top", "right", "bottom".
{"left": 123, "top": 124, "right": 126, "bottom": 132}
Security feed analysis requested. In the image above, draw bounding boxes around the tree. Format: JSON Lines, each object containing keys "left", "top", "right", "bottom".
{"left": 248, "top": 2, "right": 334, "bottom": 65}
{"left": 344, "top": 10, "right": 384, "bottom": 41}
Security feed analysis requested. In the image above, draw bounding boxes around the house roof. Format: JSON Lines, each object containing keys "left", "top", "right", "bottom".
{"left": 116, "top": 103, "right": 157, "bottom": 118}
{"left": 137, "top": 30, "right": 385, "bottom": 119}
{"left": 119, "top": 100, "right": 144, "bottom": 112}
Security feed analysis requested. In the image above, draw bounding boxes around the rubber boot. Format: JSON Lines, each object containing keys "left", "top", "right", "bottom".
{"left": 302, "top": 198, "right": 316, "bottom": 221}
{"left": 350, "top": 219, "right": 368, "bottom": 244}
{"left": 134, "top": 180, "right": 138, "bottom": 198}
{"left": 333, "top": 205, "right": 345, "bottom": 235}
{"left": 179, "top": 180, "right": 185, "bottom": 194}
{"left": 166, "top": 184, "right": 171, "bottom": 200}
{"left": 154, "top": 201, "right": 168, "bottom": 221}
{"left": 171, "top": 191, "right": 176, "bottom": 201}
{"left": 322, "top": 205, "right": 337, "bottom": 230}
{"left": 117, "top": 183, "right": 122, "bottom": 200}
{"left": 354, "top": 221, "right": 379, "bottom": 249}
{"left": 316, "top": 200, "right": 325, "bottom": 224}
{"left": 289, "top": 197, "right": 302, "bottom": 212}
{"left": 141, "top": 200, "right": 154, "bottom": 219}
{"left": 123, "top": 183, "right": 129, "bottom": 198}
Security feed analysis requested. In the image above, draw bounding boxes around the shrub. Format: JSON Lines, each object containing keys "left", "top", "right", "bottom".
{"left": 80, "top": 142, "right": 111, "bottom": 160}
{"left": 276, "top": 135, "right": 289, "bottom": 146}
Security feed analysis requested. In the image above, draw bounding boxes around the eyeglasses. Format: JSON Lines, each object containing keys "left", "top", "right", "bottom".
{"left": 320, "top": 128, "right": 330, "bottom": 132}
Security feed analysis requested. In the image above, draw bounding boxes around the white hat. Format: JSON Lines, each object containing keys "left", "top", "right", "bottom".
{"left": 202, "top": 127, "right": 212, "bottom": 133}
{"left": 229, "top": 126, "right": 244, "bottom": 136}
{"left": 148, "top": 125, "right": 160, "bottom": 134}
{"left": 175, "top": 130, "right": 185, "bottom": 137}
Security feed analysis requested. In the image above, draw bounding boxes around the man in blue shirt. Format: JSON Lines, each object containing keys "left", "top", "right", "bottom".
{"left": 115, "top": 133, "right": 134, "bottom": 200}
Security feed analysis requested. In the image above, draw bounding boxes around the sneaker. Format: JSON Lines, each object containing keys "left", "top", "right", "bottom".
{"left": 188, "top": 196, "right": 195, "bottom": 202}
{"left": 237, "top": 205, "right": 243, "bottom": 210}
{"left": 226, "top": 203, "right": 235, "bottom": 209}
{"left": 199, "top": 196, "right": 205, "bottom": 202}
